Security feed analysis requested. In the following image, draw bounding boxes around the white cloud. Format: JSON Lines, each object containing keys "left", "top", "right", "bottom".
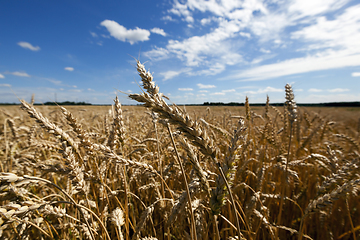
{"left": 144, "top": 47, "right": 169, "bottom": 61}
{"left": 90, "top": 31, "right": 98, "bottom": 37}
{"left": 197, "top": 83, "right": 216, "bottom": 89}
{"left": 146, "top": 0, "right": 360, "bottom": 92}
{"left": 245, "top": 86, "right": 283, "bottom": 94}
{"left": 211, "top": 92, "right": 225, "bottom": 95}
{"left": 198, "top": 90, "right": 208, "bottom": 93}
{"left": 288, "top": 0, "right": 350, "bottom": 20}
{"left": 185, "top": 16, "right": 194, "bottom": 23}
{"left": 88, "top": 88, "right": 95, "bottom": 91}
{"left": 200, "top": 17, "right": 212, "bottom": 25}
{"left": 193, "top": 62, "right": 226, "bottom": 76}
{"left": 0, "top": 74, "right": 4, "bottom": 79}
{"left": 224, "top": 49, "right": 360, "bottom": 81}
{"left": 178, "top": 88, "right": 193, "bottom": 91}
{"left": 166, "top": 19, "right": 243, "bottom": 67}
{"left": 170, "top": 0, "right": 265, "bottom": 19}
{"left": 258, "top": 87, "right": 283, "bottom": 93}
{"left": 239, "top": 32, "right": 251, "bottom": 38}
{"left": 151, "top": 28, "right": 167, "bottom": 36}
{"left": 169, "top": 0, "right": 194, "bottom": 22}
{"left": 162, "top": 15, "right": 175, "bottom": 21}
{"left": 291, "top": 4, "right": 360, "bottom": 51}
{"left": 64, "top": 67, "right": 74, "bottom": 71}
{"left": 161, "top": 70, "right": 183, "bottom": 81}
{"left": 249, "top": 13, "right": 289, "bottom": 42}
{"left": 327, "top": 88, "right": 349, "bottom": 93}
{"left": 222, "top": 89, "right": 236, "bottom": 93}
{"left": 260, "top": 48, "right": 271, "bottom": 54}
{"left": 352, "top": 72, "right": 360, "bottom": 77}
{"left": 8, "top": 71, "right": 31, "bottom": 77}
{"left": 145, "top": 18, "right": 244, "bottom": 76}
{"left": 299, "top": 93, "right": 359, "bottom": 103}
{"left": 100, "top": 20, "right": 150, "bottom": 44}
{"left": 0, "top": 84, "right": 11, "bottom": 87}
{"left": 41, "top": 77, "right": 62, "bottom": 85}
{"left": 17, "top": 41, "right": 40, "bottom": 51}
{"left": 160, "top": 68, "right": 190, "bottom": 81}
{"left": 308, "top": 88, "right": 323, "bottom": 92}
{"left": 69, "top": 89, "right": 82, "bottom": 93}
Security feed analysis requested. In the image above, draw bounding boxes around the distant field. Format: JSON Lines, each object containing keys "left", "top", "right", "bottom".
{"left": 2, "top": 104, "right": 359, "bottom": 131}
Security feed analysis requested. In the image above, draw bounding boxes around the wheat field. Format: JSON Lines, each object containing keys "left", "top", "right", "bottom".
{"left": 0, "top": 61, "right": 359, "bottom": 240}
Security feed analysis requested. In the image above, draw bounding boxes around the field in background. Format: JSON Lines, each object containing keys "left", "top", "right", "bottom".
{"left": 1, "top": 104, "right": 359, "bottom": 126}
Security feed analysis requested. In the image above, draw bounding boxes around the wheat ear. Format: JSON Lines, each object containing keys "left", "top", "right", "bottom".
{"left": 277, "top": 84, "right": 297, "bottom": 227}
{"left": 298, "top": 178, "right": 360, "bottom": 240}
{"left": 20, "top": 100, "right": 83, "bottom": 162}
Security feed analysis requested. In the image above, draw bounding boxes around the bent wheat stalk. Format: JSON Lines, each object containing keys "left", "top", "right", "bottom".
{"left": 166, "top": 123, "right": 197, "bottom": 240}
{"left": 129, "top": 60, "right": 242, "bottom": 239}
{"left": 22, "top": 175, "right": 98, "bottom": 240}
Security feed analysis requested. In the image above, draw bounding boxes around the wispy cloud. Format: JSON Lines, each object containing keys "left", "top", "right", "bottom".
{"left": 161, "top": 15, "right": 175, "bottom": 22}
{"left": 178, "top": 88, "right": 193, "bottom": 91}
{"left": 0, "top": 84, "right": 11, "bottom": 87}
{"left": 150, "top": 27, "right": 167, "bottom": 36}
{"left": 144, "top": 47, "right": 170, "bottom": 61}
{"left": 245, "top": 86, "right": 283, "bottom": 94}
{"left": 64, "top": 67, "right": 74, "bottom": 71}
{"left": 69, "top": 89, "right": 83, "bottom": 93}
{"left": 352, "top": 72, "right": 360, "bottom": 77}
{"left": 306, "top": 88, "right": 349, "bottom": 93}
{"left": 169, "top": 0, "right": 194, "bottom": 23}
{"left": 153, "top": 0, "right": 360, "bottom": 83}
{"left": 197, "top": 83, "right": 216, "bottom": 89}
{"left": 300, "top": 93, "right": 359, "bottom": 103}
{"left": 291, "top": 4, "right": 359, "bottom": 51}
{"left": 327, "top": 88, "right": 350, "bottom": 93}
{"left": 222, "top": 89, "right": 236, "bottom": 93}
{"left": 7, "top": 71, "right": 31, "bottom": 77}
{"left": 90, "top": 31, "right": 98, "bottom": 37}
{"left": 160, "top": 69, "right": 189, "bottom": 81}
{"left": 308, "top": 88, "right": 323, "bottom": 92}
{"left": 0, "top": 74, "right": 4, "bottom": 79}
{"left": 224, "top": 49, "right": 360, "bottom": 81}
{"left": 211, "top": 92, "right": 225, "bottom": 95}
{"left": 165, "top": 18, "right": 243, "bottom": 69}
{"left": 40, "top": 77, "right": 62, "bottom": 85}
{"left": 100, "top": 20, "right": 150, "bottom": 44}
{"left": 17, "top": 41, "right": 40, "bottom": 51}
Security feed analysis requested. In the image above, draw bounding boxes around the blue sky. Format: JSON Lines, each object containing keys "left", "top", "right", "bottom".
{"left": 1, "top": 0, "right": 359, "bottom": 104}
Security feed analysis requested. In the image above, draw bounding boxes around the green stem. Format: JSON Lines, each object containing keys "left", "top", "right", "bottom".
{"left": 216, "top": 162, "right": 242, "bottom": 239}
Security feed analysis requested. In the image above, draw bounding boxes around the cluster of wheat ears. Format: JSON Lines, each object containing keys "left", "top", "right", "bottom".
{"left": 0, "top": 60, "right": 359, "bottom": 240}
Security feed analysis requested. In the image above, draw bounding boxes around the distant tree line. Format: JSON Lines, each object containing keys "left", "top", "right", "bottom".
{"left": 1, "top": 101, "right": 359, "bottom": 107}
{"left": 40, "top": 101, "right": 92, "bottom": 106}
{"left": 203, "top": 101, "right": 360, "bottom": 107}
